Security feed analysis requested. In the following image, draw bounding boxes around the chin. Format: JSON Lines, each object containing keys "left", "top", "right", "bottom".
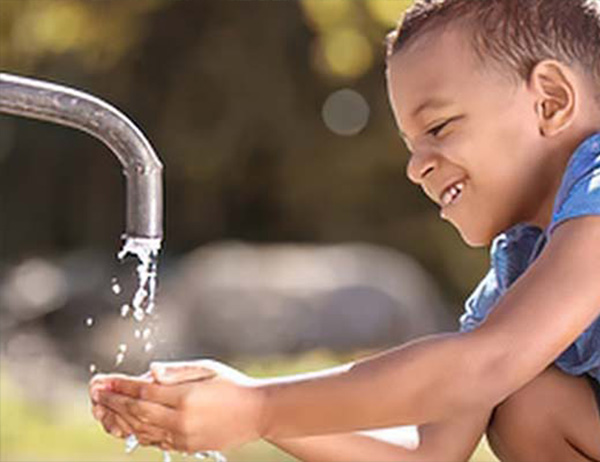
{"left": 455, "top": 224, "right": 495, "bottom": 248}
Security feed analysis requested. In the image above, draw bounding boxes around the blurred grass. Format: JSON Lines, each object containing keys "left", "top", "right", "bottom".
{"left": 1, "top": 350, "right": 498, "bottom": 462}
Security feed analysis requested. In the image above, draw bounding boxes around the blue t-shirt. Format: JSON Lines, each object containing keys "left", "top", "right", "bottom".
{"left": 459, "top": 132, "right": 600, "bottom": 383}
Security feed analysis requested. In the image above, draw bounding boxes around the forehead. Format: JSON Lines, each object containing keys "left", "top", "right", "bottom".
{"left": 386, "top": 27, "right": 491, "bottom": 130}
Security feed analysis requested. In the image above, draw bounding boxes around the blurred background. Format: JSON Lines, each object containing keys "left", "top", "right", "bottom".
{"left": 0, "top": 0, "right": 496, "bottom": 460}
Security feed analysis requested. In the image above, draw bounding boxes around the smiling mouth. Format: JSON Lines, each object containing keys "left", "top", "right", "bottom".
{"left": 440, "top": 180, "right": 465, "bottom": 207}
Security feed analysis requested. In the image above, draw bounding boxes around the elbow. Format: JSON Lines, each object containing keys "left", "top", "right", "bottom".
{"left": 460, "top": 329, "right": 515, "bottom": 411}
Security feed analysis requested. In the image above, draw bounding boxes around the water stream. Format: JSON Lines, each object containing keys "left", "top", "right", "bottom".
{"left": 114, "top": 237, "right": 226, "bottom": 462}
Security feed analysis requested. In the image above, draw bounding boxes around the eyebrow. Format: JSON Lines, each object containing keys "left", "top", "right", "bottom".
{"left": 411, "top": 97, "right": 453, "bottom": 119}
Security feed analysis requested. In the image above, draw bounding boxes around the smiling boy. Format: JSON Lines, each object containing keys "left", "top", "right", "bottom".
{"left": 90, "top": 1, "right": 600, "bottom": 460}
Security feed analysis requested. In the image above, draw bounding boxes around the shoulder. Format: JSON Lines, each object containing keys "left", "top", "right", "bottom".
{"left": 479, "top": 214, "right": 600, "bottom": 364}
{"left": 548, "top": 132, "right": 600, "bottom": 235}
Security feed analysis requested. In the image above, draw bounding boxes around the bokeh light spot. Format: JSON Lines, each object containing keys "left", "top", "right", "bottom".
{"left": 300, "top": 0, "right": 354, "bottom": 30}
{"left": 322, "top": 88, "right": 370, "bottom": 136}
{"left": 365, "top": 0, "right": 414, "bottom": 27}
{"left": 318, "top": 27, "right": 373, "bottom": 79}
{"left": 27, "top": 2, "right": 89, "bottom": 54}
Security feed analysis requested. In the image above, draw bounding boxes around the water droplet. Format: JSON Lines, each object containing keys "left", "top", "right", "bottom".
{"left": 145, "top": 301, "right": 155, "bottom": 314}
{"left": 144, "top": 342, "right": 153, "bottom": 353}
{"left": 85, "top": 317, "right": 94, "bottom": 327}
{"left": 120, "top": 304, "right": 130, "bottom": 317}
{"left": 132, "top": 288, "right": 148, "bottom": 311}
{"left": 115, "top": 352, "right": 125, "bottom": 366}
{"left": 89, "top": 363, "right": 97, "bottom": 374}
{"left": 162, "top": 451, "right": 172, "bottom": 462}
{"left": 216, "top": 452, "right": 227, "bottom": 462}
{"left": 118, "top": 343, "right": 127, "bottom": 353}
{"left": 134, "top": 329, "right": 141, "bottom": 339}
{"left": 194, "top": 450, "right": 226, "bottom": 460}
{"left": 142, "top": 328, "right": 151, "bottom": 340}
{"left": 111, "top": 278, "right": 122, "bottom": 295}
{"left": 133, "top": 308, "right": 145, "bottom": 322}
{"left": 125, "top": 434, "right": 139, "bottom": 453}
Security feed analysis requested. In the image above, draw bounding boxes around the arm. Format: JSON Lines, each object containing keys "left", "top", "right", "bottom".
{"left": 267, "top": 407, "right": 492, "bottom": 462}
{"left": 257, "top": 217, "right": 600, "bottom": 439}
{"left": 92, "top": 217, "right": 600, "bottom": 451}
{"left": 91, "top": 362, "right": 492, "bottom": 461}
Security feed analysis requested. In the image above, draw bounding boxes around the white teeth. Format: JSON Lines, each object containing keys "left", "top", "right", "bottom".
{"left": 441, "top": 181, "right": 465, "bottom": 206}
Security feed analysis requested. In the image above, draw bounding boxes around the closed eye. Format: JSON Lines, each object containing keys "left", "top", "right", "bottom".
{"left": 427, "top": 119, "right": 451, "bottom": 137}
{"left": 426, "top": 116, "right": 462, "bottom": 138}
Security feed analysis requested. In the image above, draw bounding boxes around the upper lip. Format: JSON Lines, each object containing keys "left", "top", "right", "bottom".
{"left": 432, "top": 178, "right": 467, "bottom": 206}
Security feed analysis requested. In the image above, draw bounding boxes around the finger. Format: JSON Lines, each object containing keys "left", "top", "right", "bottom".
{"left": 97, "top": 390, "right": 180, "bottom": 434}
{"left": 104, "top": 376, "right": 184, "bottom": 408}
{"left": 95, "top": 404, "right": 132, "bottom": 439}
{"left": 92, "top": 403, "right": 106, "bottom": 422}
{"left": 90, "top": 374, "right": 113, "bottom": 403}
{"left": 159, "top": 440, "right": 175, "bottom": 451}
{"left": 100, "top": 410, "right": 125, "bottom": 439}
{"left": 119, "top": 411, "right": 173, "bottom": 447}
{"left": 139, "top": 382, "right": 187, "bottom": 408}
{"left": 114, "top": 413, "right": 134, "bottom": 436}
{"left": 104, "top": 402, "right": 172, "bottom": 446}
{"left": 151, "top": 361, "right": 217, "bottom": 385}
{"left": 94, "top": 373, "right": 154, "bottom": 399}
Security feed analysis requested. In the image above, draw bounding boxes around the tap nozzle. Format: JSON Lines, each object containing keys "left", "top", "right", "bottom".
{"left": 0, "top": 73, "right": 163, "bottom": 239}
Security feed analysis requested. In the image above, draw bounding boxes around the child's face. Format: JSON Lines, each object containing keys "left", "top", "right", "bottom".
{"left": 386, "top": 28, "right": 559, "bottom": 247}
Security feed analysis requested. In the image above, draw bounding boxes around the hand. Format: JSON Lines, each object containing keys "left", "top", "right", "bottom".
{"left": 90, "top": 372, "right": 154, "bottom": 444}
{"left": 89, "top": 360, "right": 266, "bottom": 452}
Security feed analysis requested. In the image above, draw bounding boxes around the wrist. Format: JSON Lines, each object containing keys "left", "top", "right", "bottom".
{"left": 250, "top": 379, "right": 271, "bottom": 441}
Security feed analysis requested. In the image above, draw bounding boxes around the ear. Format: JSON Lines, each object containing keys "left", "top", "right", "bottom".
{"left": 529, "top": 60, "right": 577, "bottom": 137}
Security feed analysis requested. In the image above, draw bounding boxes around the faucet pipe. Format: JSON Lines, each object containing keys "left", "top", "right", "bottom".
{"left": 0, "top": 72, "right": 163, "bottom": 239}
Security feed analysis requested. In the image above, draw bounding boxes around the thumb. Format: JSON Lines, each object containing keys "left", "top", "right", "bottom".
{"left": 150, "top": 361, "right": 218, "bottom": 385}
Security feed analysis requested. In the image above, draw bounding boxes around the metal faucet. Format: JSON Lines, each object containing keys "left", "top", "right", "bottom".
{"left": 0, "top": 72, "right": 163, "bottom": 239}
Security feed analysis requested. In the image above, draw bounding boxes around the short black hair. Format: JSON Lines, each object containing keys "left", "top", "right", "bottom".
{"left": 386, "top": 0, "right": 600, "bottom": 85}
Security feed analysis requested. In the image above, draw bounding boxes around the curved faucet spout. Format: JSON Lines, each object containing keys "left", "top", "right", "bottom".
{"left": 0, "top": 72, "right": 163, "bottom": 239}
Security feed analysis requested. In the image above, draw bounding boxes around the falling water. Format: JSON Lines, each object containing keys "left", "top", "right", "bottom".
{"left": 117, "top": 237, "right": 226, "bottom": 462}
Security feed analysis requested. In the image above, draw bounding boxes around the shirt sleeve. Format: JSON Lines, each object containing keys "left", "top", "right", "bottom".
{"left": 548, "top": 136, "right": 600, "bottom": 235}
{"left": 459, "top": 267, "right": 503, "bottom": 333}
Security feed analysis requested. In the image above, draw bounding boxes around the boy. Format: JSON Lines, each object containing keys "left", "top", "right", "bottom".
{"left": 90, "top": 0, "right": 600, "bottom": 460}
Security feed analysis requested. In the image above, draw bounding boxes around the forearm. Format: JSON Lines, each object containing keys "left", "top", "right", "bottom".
{"left": 258, "top": 332, "right": 499, "bottom": 439}
{"left": 267, "top": 408, "right": 491, "bottom": 462}
{"left": 267, "top": 431, "right": 422, "bottom": 462}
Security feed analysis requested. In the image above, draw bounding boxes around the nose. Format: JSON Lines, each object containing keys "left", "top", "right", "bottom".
{"left": 405, "top": 147, "right": 438, "bottom": 184}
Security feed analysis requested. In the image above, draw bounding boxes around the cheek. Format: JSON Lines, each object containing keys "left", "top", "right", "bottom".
{"left": 447, "top": 178, "right": 522, "bottom": 247}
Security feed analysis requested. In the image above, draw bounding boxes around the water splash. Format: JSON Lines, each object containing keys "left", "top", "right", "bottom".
{"left": 118, "top": 237, "right": 160, "bottom": 324}
{"left": 117, "top": 237, "right": 226, "bottom": 462}
{"left": 125, "top": 434, "right": 138, "bottom": 454}
{"left": 111, "top": 277, "right": 122, "bottom": 295}
{"left": 121, "top": 304, "right": 131, "bottom": 317}
{"left": 124, "top": 435, "right": 225, "bottom": 462}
